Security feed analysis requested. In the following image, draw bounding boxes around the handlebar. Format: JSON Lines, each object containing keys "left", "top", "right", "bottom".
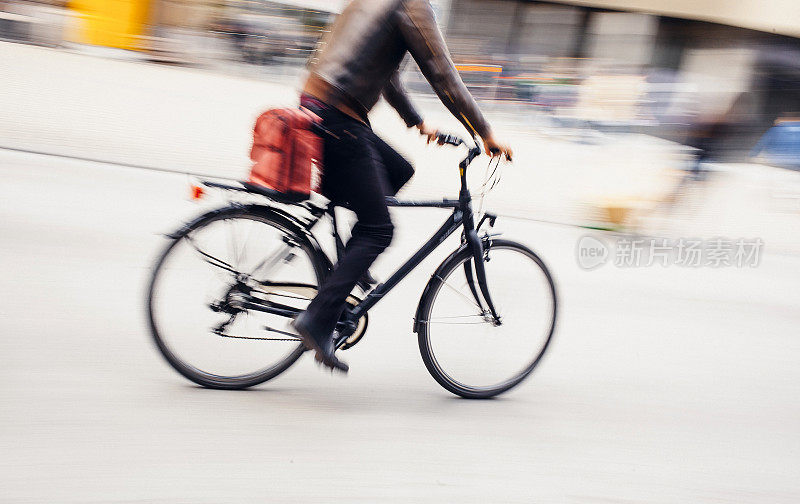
{"left": 435, "top": 133, "right": 464, "bottom": 147}
{"left": 435, "top": 132, "right": 511, "bottom": 163}
{"left": 434, "top": 132, "right": 482, "bottom": 171}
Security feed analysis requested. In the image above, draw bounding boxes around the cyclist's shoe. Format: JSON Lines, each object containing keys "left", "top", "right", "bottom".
{"left": 291, "top": 312, "right": 349, "bottom": 373}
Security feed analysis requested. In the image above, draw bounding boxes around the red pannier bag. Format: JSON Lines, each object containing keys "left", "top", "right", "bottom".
{"left": 247, "top": 107, "right": 323, "bottom": 201}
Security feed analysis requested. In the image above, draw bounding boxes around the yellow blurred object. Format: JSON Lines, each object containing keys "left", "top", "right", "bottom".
{"left": 455, "top": 65, "right": 503, "bottom": 73}
{"left": 68, "top": 0, "right": 151, "bottom": 50}
{"left": 602, "top": 200, "right": 634, "bottom": 227}
{"left": 579, "top": 138, "right": 688, "bottom": 232}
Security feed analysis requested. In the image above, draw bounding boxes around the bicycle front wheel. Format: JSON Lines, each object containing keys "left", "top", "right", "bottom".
{"left": 417, "top": 239, "right": 557, "bottom": 399}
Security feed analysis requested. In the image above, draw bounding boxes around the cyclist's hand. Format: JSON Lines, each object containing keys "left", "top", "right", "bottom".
{"left": 483, "top": 135, "right": 513, "bottom": 161}
{"left": 416, "top": 121, "right": 439, "bottom": 144}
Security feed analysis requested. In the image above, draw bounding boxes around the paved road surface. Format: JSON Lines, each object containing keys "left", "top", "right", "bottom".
{"left": 1, "top": 149, "right": 799, "bottom": 503}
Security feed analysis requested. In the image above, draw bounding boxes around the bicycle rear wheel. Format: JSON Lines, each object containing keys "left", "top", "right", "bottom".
{"left": 417, "top": 239, "right": 557, "bottom": 398}
{"left": 147, "top": 206, "right": 328, "bottom": 389}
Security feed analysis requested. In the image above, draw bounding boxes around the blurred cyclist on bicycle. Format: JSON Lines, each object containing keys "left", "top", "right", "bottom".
{"left": 293, "top": 0, "right": 513, "bottom": 372}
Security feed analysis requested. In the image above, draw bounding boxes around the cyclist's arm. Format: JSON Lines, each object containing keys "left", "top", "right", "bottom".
{"left": 396, "top": 0, "right": 492, "bottom": 140}
{"left": 382, "top": 70, "right": 424, "bottom": 128}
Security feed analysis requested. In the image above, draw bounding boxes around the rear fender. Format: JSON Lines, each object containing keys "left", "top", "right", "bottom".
{"left": 166, "top": 203, "right": 332, "bottom": 274}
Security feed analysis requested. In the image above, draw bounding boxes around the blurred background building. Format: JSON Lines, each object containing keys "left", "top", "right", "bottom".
{"left": 2, "top": 0, "right": 799, "bottom": 164}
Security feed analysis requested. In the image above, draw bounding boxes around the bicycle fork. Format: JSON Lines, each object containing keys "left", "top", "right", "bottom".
{"left": 463, "top": 214, "right": 502, "bottom": 325}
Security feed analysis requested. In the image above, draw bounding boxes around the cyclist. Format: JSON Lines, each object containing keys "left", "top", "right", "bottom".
{"left": 292, "top": 0, "right": 513, "bottom": 372}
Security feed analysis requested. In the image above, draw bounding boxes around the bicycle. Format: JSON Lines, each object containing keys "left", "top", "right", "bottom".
{"left": 147, "top": 134, "right": 557, "bottom": 398}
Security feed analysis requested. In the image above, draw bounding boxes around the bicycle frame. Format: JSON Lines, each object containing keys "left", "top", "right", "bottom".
{"left": 345, "top": 196, "right": 463, "bottom": 320}
{"left": 206, "top": 138, "right": 501, "bottom": 346}
{"left": 327, "top": 141, "right": 501, "bottom": 345}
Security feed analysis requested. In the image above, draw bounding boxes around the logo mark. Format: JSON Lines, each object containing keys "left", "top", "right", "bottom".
{"left": 576, "top": 235, "right": 609, "bottom": 270}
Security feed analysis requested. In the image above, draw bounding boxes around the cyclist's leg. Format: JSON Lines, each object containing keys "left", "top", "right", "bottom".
{"left": 354, "top": 135, "right": 412, "bottom": 289}
{"left": 301, "top": 124, "right": 396, "bottom": 350}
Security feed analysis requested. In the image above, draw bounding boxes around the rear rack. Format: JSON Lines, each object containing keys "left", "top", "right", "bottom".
{"left": 199, "top": 179, "right": 328, "bottom": 216}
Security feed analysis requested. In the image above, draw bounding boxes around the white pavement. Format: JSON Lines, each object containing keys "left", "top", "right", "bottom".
{"left": 1, "top": 149, "right": 799, "bottom": 503}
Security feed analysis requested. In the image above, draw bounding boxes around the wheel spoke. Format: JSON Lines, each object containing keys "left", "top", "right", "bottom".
{"left": 148, "top": 209, "right": 322, "bottom": 388}
{"left": 226, "top": 218, "right": 240, "bottom": 266}
{"left": 419, "top": 242, "right": 557, "bottom": 398}
{"left": 426, "top": 314, "right": 487, "bottom": 325}
{"left": 437, "top": 275, "right": 482, "bottom": 310}
{"left": 248, "top": 240, "right": 295, "bottom": 280}
{"left": 238, "top": 218, "right": 256, "bottom": 267}
{"left": 185, "top": 235, "right": 238, "bottom": 274}
{"left": 426, "top": 320, "right": 489, "bottom": 325}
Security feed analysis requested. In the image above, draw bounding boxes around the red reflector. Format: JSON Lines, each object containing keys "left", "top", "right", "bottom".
{"left": 191, "top": 185, "right": 205, "bottom": 200}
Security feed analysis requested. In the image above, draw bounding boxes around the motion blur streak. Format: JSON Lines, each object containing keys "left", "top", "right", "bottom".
{"left": 1, "top": 0, "right": 799, "bottom": 502}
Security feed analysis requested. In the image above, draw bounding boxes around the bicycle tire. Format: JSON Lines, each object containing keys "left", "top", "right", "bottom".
{"left": 147, "top": 205, "right": 330, "bottom": 389}
{"left": 417, "top": 239, "right": 557, "bottom": 399}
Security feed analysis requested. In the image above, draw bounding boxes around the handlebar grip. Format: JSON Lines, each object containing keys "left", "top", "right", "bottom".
{"left": 436, "top": 133, "right": 463, "bottom": 147}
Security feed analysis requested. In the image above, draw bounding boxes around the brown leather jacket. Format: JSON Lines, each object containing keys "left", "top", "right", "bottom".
{"left": 303, "top": 0, "right": 491, "bottom": 139}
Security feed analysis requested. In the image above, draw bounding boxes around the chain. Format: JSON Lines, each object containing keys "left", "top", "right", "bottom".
{"left": 215, "top": 332, "right": 302, "bottom": 342}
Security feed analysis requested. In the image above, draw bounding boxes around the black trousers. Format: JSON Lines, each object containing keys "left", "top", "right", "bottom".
{"left": 301, "top": 98, "right": 414, "bottom": 337}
